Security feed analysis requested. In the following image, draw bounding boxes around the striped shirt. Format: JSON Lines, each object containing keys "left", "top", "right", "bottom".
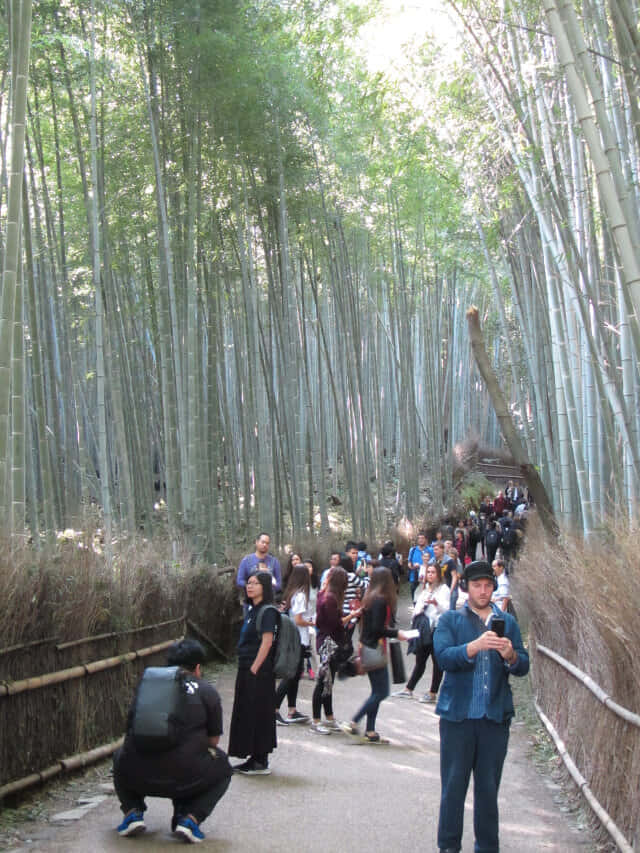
{"left": 343, "top": 572, "right": 367, "bottom": 615}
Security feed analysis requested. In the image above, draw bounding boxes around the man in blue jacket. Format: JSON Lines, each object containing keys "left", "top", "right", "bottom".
{"left": 433, "top": 560, "right": 529, "bottom": 853}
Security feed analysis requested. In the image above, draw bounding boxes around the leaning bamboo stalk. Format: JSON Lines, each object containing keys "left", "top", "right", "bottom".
{"left": 466, "top": 306, "right": 558, "bottom": 537}
{"left": 0, "top": 638, "right": 179, "bottom": 698}
{"left": 0, "top": 738, "right": 124, "bottom": 800}
{"left": 537, "top": 644, "right": 640, "bottom": 728}
{"left": 186, "top": 619, "right": 229, "bottom": 662}
{"left": 56, "top": 616, "right": 185, "bottom": 651}
{"left": 534, "top": 702, "right": 634, "bottom": 853}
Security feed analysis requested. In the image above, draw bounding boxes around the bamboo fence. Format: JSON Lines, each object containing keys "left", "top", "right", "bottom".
{"left": 535, "top": 643, "right": 638, "bottom": 851}
{"left": 0, "top": 620, "right": 186, "bottom": 795}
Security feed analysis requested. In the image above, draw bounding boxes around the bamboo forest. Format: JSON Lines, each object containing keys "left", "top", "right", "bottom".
{"left": 1, "top": 0, "right": 639, "bottom": 555}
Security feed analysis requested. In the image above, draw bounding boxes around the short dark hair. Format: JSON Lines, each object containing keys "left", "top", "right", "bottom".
{"left": 167, "top": 638, "right": 205, "bottom": 670}
{"left": 357, "top": 541, "right": 367, "bottom": 551}
{"left": 344, "top": 540, "right": 358, "bottom": 552}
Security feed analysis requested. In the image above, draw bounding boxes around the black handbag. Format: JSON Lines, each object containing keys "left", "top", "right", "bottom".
{"left": 389, "top": 640, "right": 406, "bottom": 684}
{"left": 407, "top": 611, "right": 432, "bottom": 654}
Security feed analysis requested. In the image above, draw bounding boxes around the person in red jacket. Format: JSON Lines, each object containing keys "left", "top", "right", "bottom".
{"left": 493, "top": 490, "right": 506, "bottom": 516}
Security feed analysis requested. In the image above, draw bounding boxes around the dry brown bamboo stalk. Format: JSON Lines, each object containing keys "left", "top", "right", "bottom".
{"left": 0, "top": 738, "right": 124, "bottom": 800}
{"left": 56, "top": 616, "right": 185, "bottom": 651}
{"left": 538, "top": 644, "right": 640, "bottom": 728}
{"left": 0, "top": 638, "right": 180, "bottom": 698}
{"left": 0, "top": 637, "right": 58, "bottom": 657}
{"left": 0, "top": 764, "right": 63, "bottom": 799}
{"left": 60, "top": 737, "right": 124, "bottom": 771}
{"left": 535, "top": 702, "right": 633, "bottom": 853}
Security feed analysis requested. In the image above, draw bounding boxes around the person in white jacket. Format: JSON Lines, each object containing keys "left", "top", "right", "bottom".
{"left": 392, "top": 563, "right": 450, "bottom": 702}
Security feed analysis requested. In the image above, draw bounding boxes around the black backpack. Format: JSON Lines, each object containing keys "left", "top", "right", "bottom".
{"left": 502, "top": 526, "right": 517, "bottom": 548}
{"left": 131, "top": 666, "right": 188, "bottom": 752}
{"left": 486, "top": 528, "right": 499, "bottom": 547}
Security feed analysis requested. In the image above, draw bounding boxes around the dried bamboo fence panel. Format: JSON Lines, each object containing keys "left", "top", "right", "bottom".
{"left": 531, "top": 646, "right": 640, "bottom": 848}
{"left": 0, "top": 624, "right": 183, "bottom": 791}
{"left": 0, "top": 618, "right": 185, "bottom": 682}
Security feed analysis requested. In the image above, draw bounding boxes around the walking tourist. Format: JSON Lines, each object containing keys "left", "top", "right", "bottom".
{"left": 340, "top": 567, "right": 410, "bottom": 743}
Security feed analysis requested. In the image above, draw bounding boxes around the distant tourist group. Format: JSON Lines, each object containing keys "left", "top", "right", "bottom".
{"left": 112, "top": 483, "right": 531, "bottom": 850}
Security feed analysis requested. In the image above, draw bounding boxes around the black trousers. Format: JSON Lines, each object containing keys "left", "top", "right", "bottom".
{"left": 275, "top": 646, "right": 304, "bottom": 710}
{"left": 406, "top": 645, "right": 443, "bottom": 693}
{"left": 113, "top": 770, "right": 230, "bottom": 825}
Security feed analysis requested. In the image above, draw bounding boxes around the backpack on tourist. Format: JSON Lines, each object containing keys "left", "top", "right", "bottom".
{"left": 485, "top": 528, "right": 500, "bottom": 548}
{"left": 257, "top": 604, "right": 302, "bottom": 680}
{"left": 131, "top": 666, "right": 189, "bottom": 752}
{"left": 502, "top": 525, "right": 517, "bottom": 549}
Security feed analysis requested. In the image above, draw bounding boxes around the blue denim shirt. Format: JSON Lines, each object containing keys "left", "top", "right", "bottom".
{"left": 434, "top": 602, "right": 529, "bottom": 723}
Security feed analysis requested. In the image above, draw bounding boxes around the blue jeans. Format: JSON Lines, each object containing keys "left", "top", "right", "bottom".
{"left": 438, "top": 717, "right": 510, "bottom": 853}
{"left": 353, "top": 665, "right": 390, "bottom": 732}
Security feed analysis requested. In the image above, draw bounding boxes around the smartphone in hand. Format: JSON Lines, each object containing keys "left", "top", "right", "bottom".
{"left": 492, "top": 616, "right": 505, "bottom": 637}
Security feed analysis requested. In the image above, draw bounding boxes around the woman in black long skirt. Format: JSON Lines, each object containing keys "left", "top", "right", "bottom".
{"left": 228, "top": 571, "right": 277, "bottom": 775}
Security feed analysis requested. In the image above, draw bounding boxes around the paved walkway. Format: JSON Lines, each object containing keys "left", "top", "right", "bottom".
{"left": 5, "top": 651, "right": 591, "bottom": 852}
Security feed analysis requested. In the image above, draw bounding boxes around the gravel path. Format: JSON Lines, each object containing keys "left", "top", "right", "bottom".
{"left": 4, "top": 649, "right": 592, "bottom": 852}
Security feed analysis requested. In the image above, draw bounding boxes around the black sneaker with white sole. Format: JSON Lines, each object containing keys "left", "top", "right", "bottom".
{"left": 233, "top": 758, "right": 271, "bottom": 775}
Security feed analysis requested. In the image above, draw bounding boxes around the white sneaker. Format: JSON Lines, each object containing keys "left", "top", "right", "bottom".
{"left": 391, "top": 689, "right": 413, "bottom": 698}
{"left": 310, "top": 722, "right": 331, "bottom": 735}
{"left": 323, "top": 719, "right": 340, "bottom": 731}
{"left": 338, "top": 721, "right": 360, "bottom": 736}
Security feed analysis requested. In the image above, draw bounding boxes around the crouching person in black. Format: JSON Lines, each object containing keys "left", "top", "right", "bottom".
{"left": 113, "top": 639, "right": 232, "bottom": 844}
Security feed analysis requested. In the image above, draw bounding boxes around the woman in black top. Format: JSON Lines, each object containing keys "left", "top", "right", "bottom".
{"left": 340, "top": 567, "right": 409, "bottom": 743}
{"left": 228, "top": 571, "right": 278, "bottom": 774}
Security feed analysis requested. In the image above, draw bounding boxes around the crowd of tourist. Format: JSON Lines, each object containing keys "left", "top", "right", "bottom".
{"left": 228, "top": 480, "right": 531, "bottom": 772}
{"left": 113, "top": 481, "right": 531, "bottom": 845}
